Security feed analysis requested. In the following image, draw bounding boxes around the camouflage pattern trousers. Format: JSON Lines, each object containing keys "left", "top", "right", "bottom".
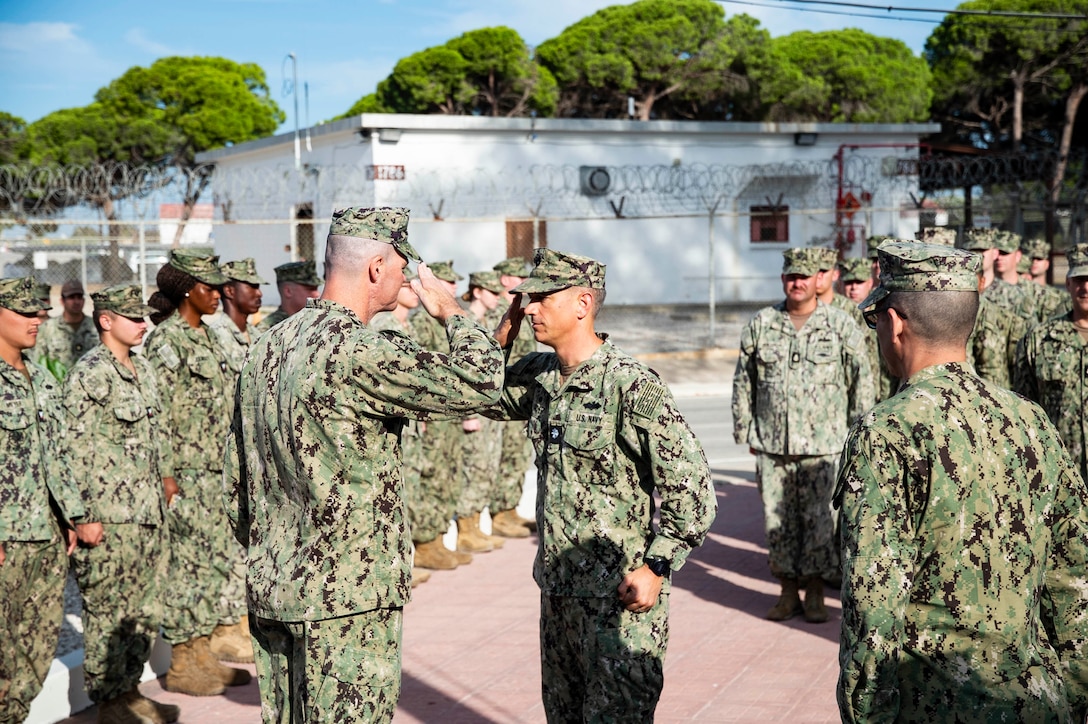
{"left": 493, "top": 421, "right": 533, "bottom": 511}
{"left": 0, "top": 532, "right": 67, "bottom": 724}
{"left": 756, "top": 453, "right": 839, "bottom": 581}
{"left": 411, "top": 420, "right": 463, "bottom": 544}
{"left": 251, "top": 607, "right": 403, "bottom": 724}
{"left": 457, "top": 417, "right": 502, "bottom": 517}
{"left": 540, "top": 593, "right": 669, "bottom": 724}
{"left": 161, "top": 469, "right": 245, "bottom": 643}
{"left": 73, "top": 522, "right": 168, "bottom": 703}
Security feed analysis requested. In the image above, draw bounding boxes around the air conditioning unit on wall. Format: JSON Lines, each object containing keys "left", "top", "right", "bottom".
{"left": 579, "top": 166, "right": 612, "bottom": 196}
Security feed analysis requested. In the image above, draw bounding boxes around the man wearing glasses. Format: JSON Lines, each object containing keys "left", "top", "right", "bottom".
{"left": 36, "top": 279, "right": 99, "bottom": 375}
{"left": 836, "top": 240, "right": 1088, "bottom": 722}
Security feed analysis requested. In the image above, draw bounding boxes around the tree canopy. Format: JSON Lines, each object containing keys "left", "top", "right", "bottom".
{"left": 751, "top": 29, "right": 932, "bottom": 123}
{"left": 340, "top": 27, "right": 556, "bottom": 118}
{"left": 536, "top": 0, "right": 766, "bottom": 120}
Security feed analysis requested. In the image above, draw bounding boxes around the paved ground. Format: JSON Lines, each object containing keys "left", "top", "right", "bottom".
{"left": 57, "top": 302, "right": 846, "bottom": 723}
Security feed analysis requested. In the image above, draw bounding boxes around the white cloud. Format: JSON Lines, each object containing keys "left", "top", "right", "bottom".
{"left": 124, "top": 27, "right": 179, "bottom": 57}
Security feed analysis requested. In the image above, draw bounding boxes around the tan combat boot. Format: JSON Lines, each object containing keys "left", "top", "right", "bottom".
{"left": 127, "top": 687, "right": 180, "bottom": 724}
{"left": 413, "top": 538, "right": 459, "bottom": 570}
{"left": 766, "top": 578, "right": 803, "bottom": 621}
{"left": 490, "top": 509, "right": 531, "bottom": 538}
{"left": 457, "top": 513, "right": 493, "bottom": 553}
{"left": 803, "top": 577, "right": 829, "bottom": 623}
{"left": 209, "top": 616, "right": 255, "bottom": 663}
{"left": 450, "top": 548, "right": 473, "bottom": 565}
{"left": 194, "top": 634, "right": 252, "bottom": 687}
{"left": 164, "top": 638, "right": 226, "bottom": 697}
{"left": 411, "top": 567, "right": 431, "bottom": 587}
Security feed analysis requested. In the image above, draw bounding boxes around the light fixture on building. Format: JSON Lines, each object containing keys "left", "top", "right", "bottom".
{"left": 794, "top": 133, "right": 818, "bottom": 146}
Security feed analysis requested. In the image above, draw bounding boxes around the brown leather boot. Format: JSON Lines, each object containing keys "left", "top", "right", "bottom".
{"left": 457, "top": 513, "right": 493, "bottom": 553}
{"left": 491, "top": 509, "right": 531, "bottom": 538}
{"left": 209, "top": 616, "right": 255, "bottom": 663}
{"left": 194, "top": 633, "right": 252, "bottom": 687}
{"left": 766, "top": 578, "right": 803, "bottom": 621}
{"left": 411, "top": 567, "right": 431, "bottom": 587}
{"left": 803, "top": 577, "right": 830, "bottom": 623}
{"left": 126, "top": 688, "right": 180, "bottom": 724}
{"left": 97, "top": 693, "right": 153, "bottom": 724}
{"left": 450, "top": 548, "right": 473, "bottom": 565}
{"left": 413, "top": 538, "right": 459, "bottom": 570}
{"left": 164, "top": 638, "right": 226, "bottom": 697}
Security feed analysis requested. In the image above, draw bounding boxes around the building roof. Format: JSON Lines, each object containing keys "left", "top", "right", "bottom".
{"left": 196, "top": 113, "right": 941, "bottom": 163}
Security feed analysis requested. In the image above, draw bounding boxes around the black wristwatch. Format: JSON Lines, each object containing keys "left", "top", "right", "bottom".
{"left": 645, "top": 557, "right": 670, "bottom": 578}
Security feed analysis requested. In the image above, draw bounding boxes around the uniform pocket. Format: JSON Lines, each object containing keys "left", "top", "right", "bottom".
{"left": 562, "top": 421, "right": 615, "bottom": 487}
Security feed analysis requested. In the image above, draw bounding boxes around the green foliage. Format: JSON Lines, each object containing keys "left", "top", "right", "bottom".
{"left": 93, "top": 56, "right": 285, "bottom": 165}
{"left": 751, "top": 29, "right": 932, "bottom": 122}
{"left": 535, "top": 0, "right": 767, "bottom": 119}
{"left": 926, "top": 0, "right": 1088, "bottom": 148}
{"left": 0, "top": 111, "right": 27, "bottom": 164}
{"left": 339, "top": 27, "right": 554, "bottom": 118}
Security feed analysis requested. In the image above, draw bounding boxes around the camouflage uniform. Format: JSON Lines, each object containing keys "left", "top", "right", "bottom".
{"left": 491, "top": 296, "right": 537, "bottom": 512}
{"left": 733, "top": 296, "right": 872, "bottom": 580}
{"left": 837, "top": 241, "right": 1088, "bottom": 722}
{"left": 1014, "top": 310, "right": 1088, "bottom": 481}
{"left": 144, "top": 306, "right": 241, "bottom": 641}
{"left": 370, "top": 312, "right": 427, "bottom": 540}
{"left": 257, "top": 260, "right": 322, "bottom": 332}
{"left": 492, "top": 249, "right": 716, "bottom": 722}
{"left": 0, "top": 277, "right": 84, "bottom": 724}
{"left": 224, "top": 206, "right": 505, "bottom": 723}
{"left": 207, "top": 311, "right": 260, "bottom": 376}
{"left": 967, "top": 295, "right": 1025, "bottom": 388}
{"left": 837, "top": 363, "right": 1088, "bottom": 721}
{"left": 35, "top": 314, "right": 98, "bottom": 371}
{"left": 410, "top": 259, "right": 467, "bottom": 544}
{"left": 61, "top": 296, "right": 169, "bottom": 704}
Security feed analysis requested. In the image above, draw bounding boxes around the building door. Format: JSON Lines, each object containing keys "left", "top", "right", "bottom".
{"left": 295, "top": 203, "right": 314, "bottom": 260}
{"left": 506, "top": 219, "right": 546, "bottom": 259}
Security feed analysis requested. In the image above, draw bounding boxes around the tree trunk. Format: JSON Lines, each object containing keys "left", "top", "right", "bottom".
{"left": 1046, "top": 81, "right": 1087, "bottom": 244}
{"left": 172, "top": 166, "right": 213, "bottom": 248}
{"left": 1011, "top": 73, "right": 1024, "bottom": 151}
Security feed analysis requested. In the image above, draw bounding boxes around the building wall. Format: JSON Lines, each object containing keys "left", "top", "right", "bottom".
{"left": 200, "top": 115, "right": 936, "bottom": 306}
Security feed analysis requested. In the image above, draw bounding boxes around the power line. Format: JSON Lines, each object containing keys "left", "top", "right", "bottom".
{"left": 747, "top": 0, "right": 1088, "bottom": 20}
{"left": 720, "top": 0, "right": 939, "bottom": 23}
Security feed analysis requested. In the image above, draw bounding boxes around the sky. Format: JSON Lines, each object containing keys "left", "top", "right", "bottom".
{"left": 0, "top": 0, "right": 961, "bottom": 134}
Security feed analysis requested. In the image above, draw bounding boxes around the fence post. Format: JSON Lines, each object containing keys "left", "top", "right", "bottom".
{"left": 139, "top": 221, "right": 147, "bottom": 298}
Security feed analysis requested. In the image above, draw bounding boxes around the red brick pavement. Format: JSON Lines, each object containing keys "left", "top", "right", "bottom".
{"left": 61, "top": 469, "right": 841, "bottom": 723}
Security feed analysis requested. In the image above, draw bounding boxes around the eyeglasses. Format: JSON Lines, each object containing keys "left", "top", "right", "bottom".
{"left": 863, "top": 303, "right": 907, "bottom": 329}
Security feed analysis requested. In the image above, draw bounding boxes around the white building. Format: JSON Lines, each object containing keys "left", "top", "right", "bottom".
{"left": 196, "top": 114, "right": 938, "bottom": 307}
{"left": 158, "top": 203, "right": 214, "bottom": 246}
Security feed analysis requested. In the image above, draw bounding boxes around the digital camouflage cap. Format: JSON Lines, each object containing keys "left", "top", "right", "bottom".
{"left": 917, "top": 227, "right": 956, "bottom": 247}
{"left": 1067, "top": 243, "right": 1088, "bottom": 278}
{"left": 0, "top": 276, "right": 51, "bottom": 313}
{"left": 511, "top": 248, "right": 606, "bottom": 294}
{"left": 169, "top": 249, "right": 228, "bottom": 285}
{"left": 462, "top": 270, "right": 505, "bottom": 301}
{"left": 992, "top": 230, "right": 1020, "bottom": 254}
{"left": 61, "top": 279, "right": 84, "bottom": 297}
{"left": 838, "top": 257, "right": 872, "bottom": 283}
{"left": 1020, "top": 236, "right": 1050, "bottom": 260}
{"left": 274, "top": 260, "right": 322, "bottom": 287}
{"left": 781, "top": 247, "right": 822, "bottom": 277}
{"left": 220, "top": 258, "right": 267, "bottom": 285}
{"left": 959, "top": 227, "right": 995, "bottom": 252}
{"left": 329, "top": 206, "right": 420, "bottom": 262}
{"left": 867, "top": 235, "right": 892, "bottom": 259}
{"left": 92, "top": 283, "right": 155, "bottom": 318}
{"left": 859, "top": 241, "right": 981, "bottom": 312}
{"left": 34, "top": 280, "right": 51, "bottom": 301}
{"left": 428, "top": 260, "right": 463, "bottom": 283}
{"left": 493, "top": 257, "right": 532, "bottom": 277}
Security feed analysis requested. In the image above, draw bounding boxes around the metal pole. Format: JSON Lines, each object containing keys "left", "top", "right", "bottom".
{"left": 288, "top": 53, "right": 300, "bottom": 170}
{"left": 139, "top": 222, "right": 147, "bottom": 298}
{"left": 708, "top": 208, "right": 716, "bottom": 346}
